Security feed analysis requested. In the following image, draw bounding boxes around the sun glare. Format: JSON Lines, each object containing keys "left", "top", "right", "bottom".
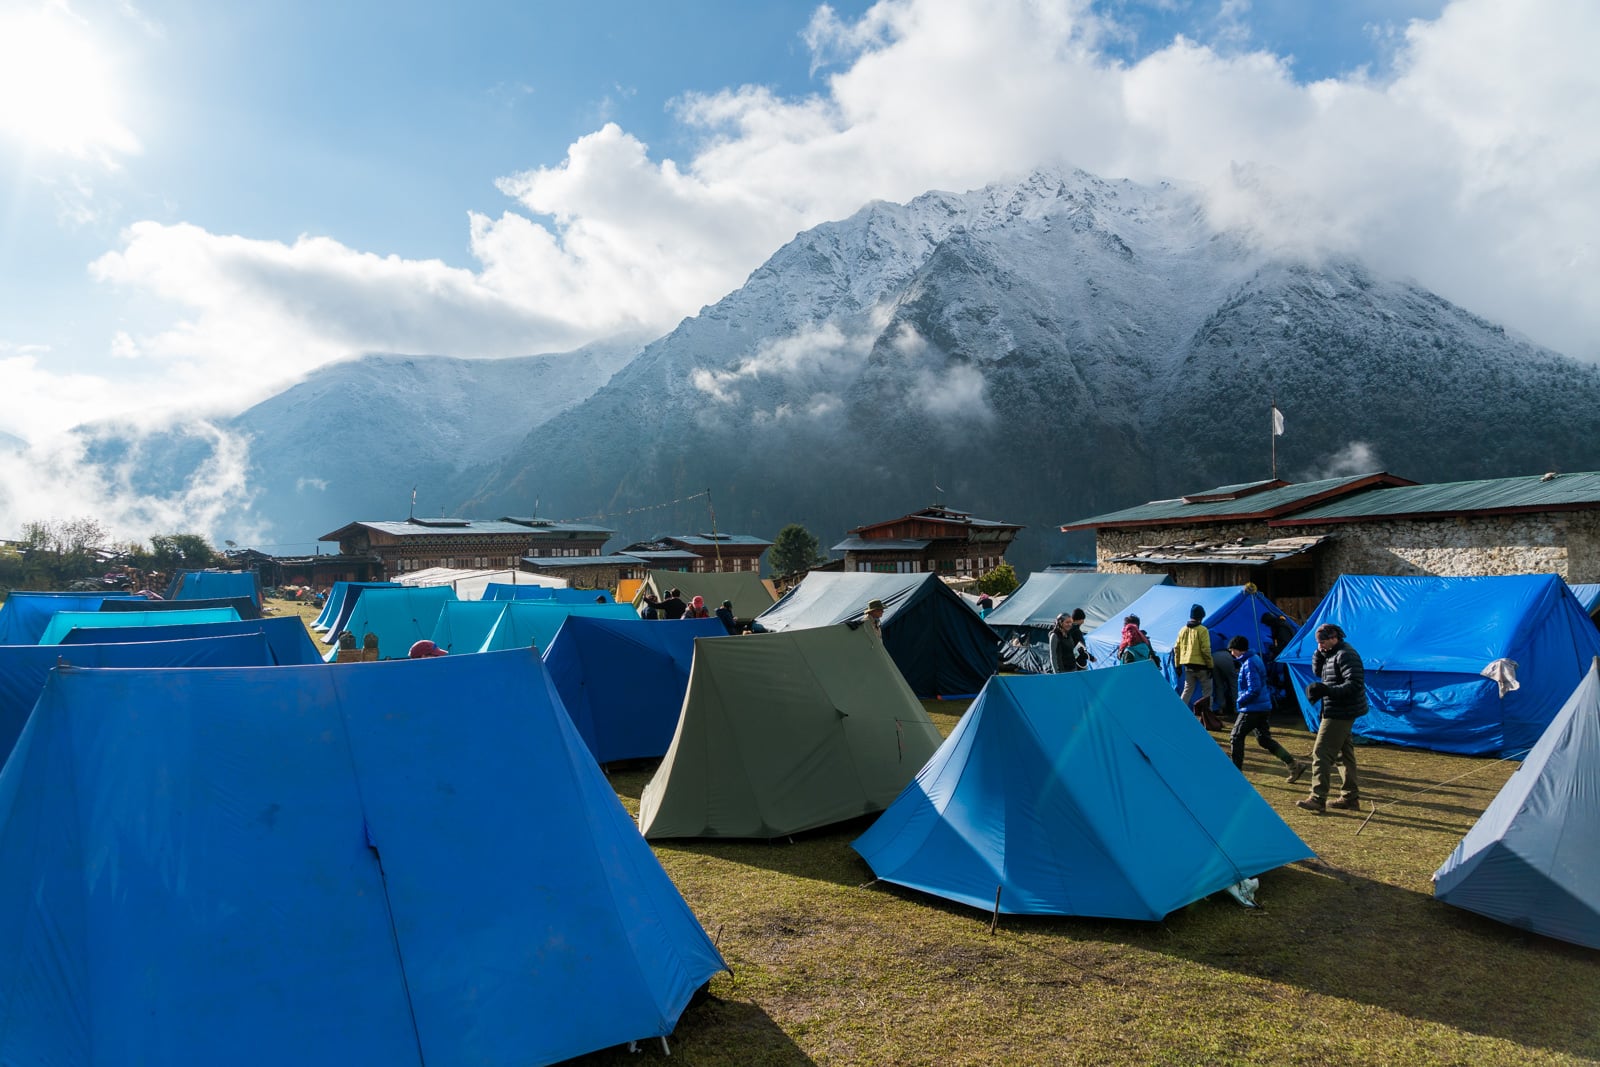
{"left": 0, "top": 7, "right": 138, "bottom": 160}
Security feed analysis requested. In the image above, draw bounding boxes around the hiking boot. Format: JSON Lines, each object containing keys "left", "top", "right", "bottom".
{"left": 1329, "top": 795, "right": 1362, "bottom": 811}
{"left": 1295, "top": 796, "right": 1325, "bottom": 814}
{"left": 1286, "top": 760, "right": 1310, "bottom": 785}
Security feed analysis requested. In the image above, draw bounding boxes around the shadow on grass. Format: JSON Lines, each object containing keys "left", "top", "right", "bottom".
{"left": 651, "top": 813, "right": 882, "bottom": 890}
{"left": 562, "top": 995, "right": 815, "bottom": 1066}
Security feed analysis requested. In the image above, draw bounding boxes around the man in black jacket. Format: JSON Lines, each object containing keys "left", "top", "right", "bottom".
{"left": 1296, "top": 623, "right": 1367, "bottom": 814}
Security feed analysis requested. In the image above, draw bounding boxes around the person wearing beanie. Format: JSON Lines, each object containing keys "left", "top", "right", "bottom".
{"left": 1174, "top": 603, "right": 1214, "bottom": 719}
{"left": 684, "top": 594, "right": 711, "bottom": 619}
{"left": 1227, "top": 635, "right": 1308, "bottom": 781}
{"left": 715, "top": 599, "right": 739, "bottom": 634}
{"left": 1297, "top": 623, "right": 1368, "bottom": 815}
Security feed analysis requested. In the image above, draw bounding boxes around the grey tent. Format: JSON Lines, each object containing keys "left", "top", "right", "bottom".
{"left": 1433, "top": 657, "right": 1600, "bottom": 948}
{"left": 635, "top": 569, "right": 776, "bottom": 626}
{"left": 754, "top": 572, "right": 998, "bottom": 697}
{"left": 638, "top": 625, "right": 944, "bottom": 839}
{"left": 986, "top": 571, "right": 1170, "bottom": 672}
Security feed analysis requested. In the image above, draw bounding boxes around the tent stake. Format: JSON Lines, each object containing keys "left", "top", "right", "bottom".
{"left": 660, "top": 1035, "right": 671, "bottom": 1055}
{"left": 989, "top": 885, "right": 1002, "bottom": 935}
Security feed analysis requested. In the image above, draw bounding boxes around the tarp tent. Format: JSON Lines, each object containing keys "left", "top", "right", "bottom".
{"left": 61, "top": 617, "right": 325, "bottom": 666}
{"left": 1083, "top": 585, "right": 1288, "bottom": 680}
{"left": 397, "top": 568, "right": 565, "bottom": 601}
{"left": 1279, "top": 574, "right": 1600, "bottom": 756}
{"left": 754, "top": 572, "right": 997, "bottom": 697}
{"left": 169, "top": 569, "right": 261, "bottom": 607}
{"left": 0, "top": 650, "right": 725, "bottom": 1064}
{"left": 100, "top": 594, "right": 261, "bottom": 621}
{"left": 479, "top": 601, "right": 641, "bottom": 654}
{"left": 1433, "top": 657, "right": 1600, "bottom": 948}
{"left": 428, "top": 600, "right": 510, "bottom": 654}
{"left": 338, "top": 586, "right": 459, "bottom": 661}
{"left": 988, "top": 572, "right": 1170, "bottom": 672}
{"left": 637, "top": 570, "right": 775, "bottom": 625}
{"left": 480, "top": 585, "right": 613, "bottom": 604}
{"left": 0, "top": 633, "right": 274, "bottom": 763}
{"left": 852, "top": 669, "right": 1313, "bottom": 919}
{"left": 0, "top": 592, "right": 144, "bottom": 645}
{"left": 638, "top": 624, "right": 944, "bottom": 839}
{"left": 1568, "top": 582, "right": 1600, "bottom": 621}
{"left": 543, "top": 616, "right": 727, "bottom": 763}
{"left": 38, "top": 608, "right": 241, "bottom": 645}
{"left": 314, "top": 581, "right": 399, "bottom": 632}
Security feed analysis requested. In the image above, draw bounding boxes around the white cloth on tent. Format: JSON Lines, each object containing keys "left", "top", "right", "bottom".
{"left": 1481, "top": 657, "right": 1521, "bottom": 698}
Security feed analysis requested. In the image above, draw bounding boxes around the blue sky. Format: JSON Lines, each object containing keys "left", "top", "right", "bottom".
{"left": 1, "top": 0, "right": 1595, "bottom": 537}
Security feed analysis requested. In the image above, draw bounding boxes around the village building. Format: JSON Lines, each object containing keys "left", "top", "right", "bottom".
{"left": 319, "top": 517, "right": 613, "bottom": 577}
{"left": 835, "top": 505, "right": 1023, "bottom": 577}
{"left": 517, "top": 554, "right": 650, "bottom": 593}
{"left": 618, "top": 534, "right": 772, "bottom": 574}
{"left": 1059, "top": 470, "right": 1600, "bottom": 619}
{"left": 230, "top": 548, "right": 380, "bottom": 588}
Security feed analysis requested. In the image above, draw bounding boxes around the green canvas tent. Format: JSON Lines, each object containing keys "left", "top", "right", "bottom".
{"left": 638, "top": 624, "right": 943, "bottom": 840}
{"left": 636, "top": 569, "right": 775, "bottom": 625}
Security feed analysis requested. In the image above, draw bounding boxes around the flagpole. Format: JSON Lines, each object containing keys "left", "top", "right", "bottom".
{"left": 1270, "top": 400, "right": 1277, "bottom": 480}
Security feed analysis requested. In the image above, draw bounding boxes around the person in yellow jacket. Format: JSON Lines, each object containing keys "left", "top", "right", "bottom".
{"left": 1175, "top": 604, "right": 1214, "bottom": 711}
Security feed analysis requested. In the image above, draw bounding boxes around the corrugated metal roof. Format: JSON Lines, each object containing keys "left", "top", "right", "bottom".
{"left": 832, "top": 537, "right": 934, "bottom": 552}
{"left": 334, "top": 519, "right": 614, "bottom": 538}
{"left": 1059, "top": 473, "right": 1410, "bottom": 530}
{"left": 521, "top": 554, "right": 646, "bottom": 568}
{"left": 666, "top": 534, "right": 774, "bottom": 547}
{"left": 1274, "top": 471, "right": 1600, "bottom": 524}
{"left": 1109, "top": 534, "right": 1333, "bottom": 567}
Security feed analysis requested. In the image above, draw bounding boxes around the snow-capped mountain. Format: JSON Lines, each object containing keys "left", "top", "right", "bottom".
{"left": 78, "top": 341, "right": 636, "bottom": 547}
{"left": 462, "top": 169, "right": 1600, "bottom": 570}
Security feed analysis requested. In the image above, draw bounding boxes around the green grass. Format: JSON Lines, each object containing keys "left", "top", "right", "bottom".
{"left": 265, "top": 599, "right": 1600, "bottom": 1065}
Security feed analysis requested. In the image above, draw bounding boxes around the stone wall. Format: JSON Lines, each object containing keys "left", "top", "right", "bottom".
{"left": 1304, "top": 511, "right": 1600, "bottom": 586}
{"left": 1092, "top": 522, "right": 1269, "bottom": 572}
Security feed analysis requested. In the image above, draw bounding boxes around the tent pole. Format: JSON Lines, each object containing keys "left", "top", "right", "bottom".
{"left": 988, "top": 885, "right": 1002, "bottom": 935}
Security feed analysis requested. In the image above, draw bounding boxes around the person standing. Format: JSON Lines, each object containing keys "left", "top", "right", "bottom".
{"left": 660, "top": 588, "right": 686, "bottom": 620}
{"left": 1116, "top": 615, "right": 1157, "bottom": 666}
{"left": 1227, "top": 636, "right": 1308, "bottom": 780}
{"left": 1049, "top": 612, "right": 1090, "bottom": 673}
{"left": 1296, "top": 623, "right": 1368, "bottom": 814}
{"left": 862, "top": 598, "right": 886, "bottom": 639}
{"left": 1175, "top": 604, "right": 1213, "bottom": 710}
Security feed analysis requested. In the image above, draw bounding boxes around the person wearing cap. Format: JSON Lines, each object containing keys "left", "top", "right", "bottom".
{"left": 863, "top": 598, "right": 886, "bottom": 639}
{"left": 408, "top": 639, "right": 448, "bottom": 658}
{"left": 715, "top": 599, "right": 739, "bottom": 635}
{"left": 1175, "top": 604, "right": 1214, "bottom": 712}
{"left": 1228, "top": 636, "right": 1308, "bottom": 781}
{"left": 1297, "top": 623, "right": 1368, "bottom": 814}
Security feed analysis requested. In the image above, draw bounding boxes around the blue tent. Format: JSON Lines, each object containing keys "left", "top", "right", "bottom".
{"left": 0, "top": 633, "right": 274, "bottom": 763}
{"left": 38, "top": 608, "right": 241, "bottom": 645}
{"left": 543, "top": 616, "right": 726, "bottom": 763}
{"left": 482, "top": 583, "right": 611, "bottom": 604}
{"left": 1278, "top": 574, "right": 1600, "bottom": 756}
{"left": 313, "top": 581, "right": 400, "bottom": 631}
{"left": 319, "top": 582, "right": 404, "bottom": 643}
{"left": 0, "top": 650, "right": 725, "bottom": 1063}
{"left": 1083, "top": 585, "right": 1288, "bottom": 682}
{"left": 340, "top": 587, "right": 458, "bottom": 660}
{"left": 480, "top": 602, "right": 643, "bottom": 654}
{"left": 169, "top": 569, "right": 261, "bottom": 607}
{"left": 852, "top": 669, "right": 1313, "bottom": 919}
{"left": 428, "top": 601, "right": 509, "bottom": 654}
{"left": 754, "top": 572, "right": 998, "bottom": 698}
{"left": 0, "top": 592, "right": 145, "bottom": 645}
{"left": 987, "top": 572, "right": 1169, "bottom": 673}
{"left": 100, "top": 594, "right": 261, "bottom": 620}
{"left": 61, "top": 617, "right": 325, "bottom": 666}
{"left": 1434, "top": 658, "right": 1600, "bottom": 948}
{"left": 1568, "top": 582, "right": 1600, "bottom": 620}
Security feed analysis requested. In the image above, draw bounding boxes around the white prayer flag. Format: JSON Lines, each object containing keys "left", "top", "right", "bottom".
{"left": 1271, "top": 406, "right": 1285, "bottom": 436}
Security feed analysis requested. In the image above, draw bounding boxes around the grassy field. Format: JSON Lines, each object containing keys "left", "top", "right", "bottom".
{"left": 265, "top": 599, "right": 1600, "bottom": 1066}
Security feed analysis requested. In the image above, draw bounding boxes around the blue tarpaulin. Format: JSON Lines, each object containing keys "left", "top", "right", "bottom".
{"left": 482, "top": 584, "right": 611, "bottom": 604}
{"left": 60, "top": 617, "right": 325, "bottom": 666}
{"left": 1083, "top": 585, "right": 1288, "bottom": 683}
{"left": 100, "top": 595, "right": 260, "bottom": 620}
{"left": 852, "top": 669, "right": 1313, "bottom": 919}
{"left": 339, "top": 587, "right": 458, "bottom": 660}
{"left": 480, "top": 602, "right": 643, "bottom": 654}
{"left": 543, "top": 615, "right": 727, "bottom": 763}
{"left": 169, "top": 570, "right": 261, "bottom": 606}
{"left": 314, "top": 582, "right": 400, "bottom": 631}
{"left": 987, "top": 572, "right": 1169, "bottom": 673}
{"left": 38, "top": 608, "right": 241, "bottom": 645}
{"left": 0, "top": 592, "right": 145, "bottom": 645}
{"left": 1278, "top": 574, "right": 1600, "bottom": 756}
{"left": 0, "top": 633, "right": 274, "bottom": 763}
{"left": 1433, "top": 658, "right": 1600, "bottom": 948}
{"left": 429, "top": 601, "right": 510, "bottom": 654}
{"left": 0, "top": 650, "right": 725, "bottom": 1064}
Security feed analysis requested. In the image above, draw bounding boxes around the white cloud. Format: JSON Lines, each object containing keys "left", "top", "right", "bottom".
{"left": 1304, "top": 441, "right": 1381, "bottom": 481}
{"left": 691, "top": 321, "right": 877, "bottom": 407}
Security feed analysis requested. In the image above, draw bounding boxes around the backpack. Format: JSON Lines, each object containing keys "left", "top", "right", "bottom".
{"left": 1120, "top": 642, "right": 1156, "bottom": 666}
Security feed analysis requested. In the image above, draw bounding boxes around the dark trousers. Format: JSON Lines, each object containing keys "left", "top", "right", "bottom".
{"left": 1230, "top": 711, "right": 1294, "bottom": 770}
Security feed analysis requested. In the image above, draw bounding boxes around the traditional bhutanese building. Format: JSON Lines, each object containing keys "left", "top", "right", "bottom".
{"left": 835, "top": 505, "right": 1023, "bottom": 577}
{"left": 319, "top": 516, "right": 613, "bottom": 577}
{"left": 619, "top": 533, "right": 773, "bottom": 574}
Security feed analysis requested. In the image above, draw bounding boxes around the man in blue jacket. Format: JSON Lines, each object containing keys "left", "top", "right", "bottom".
{"left": 1227, "top": 636, "right": 1307, "bottom": 780}
{"left": 1296, "top": 623, "right": 1368, "bottom": 814}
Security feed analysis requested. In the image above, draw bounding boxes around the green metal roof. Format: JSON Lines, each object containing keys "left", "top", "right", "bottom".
{"left": 1059, "top": 473, "right": 1407, "bottom": 530}
{"left": 1273, "top": 471, "right": 1600, "bottom": 525}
